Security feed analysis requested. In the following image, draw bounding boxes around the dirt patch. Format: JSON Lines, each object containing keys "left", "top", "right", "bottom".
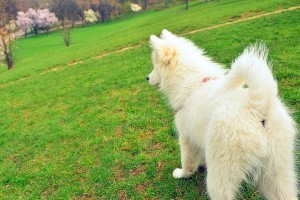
{"left": 135, "top": 183, "right": 147, "bottom": 194}
{"left": 129, "top": 164, "right": 145, "bottom": 176}
{"left": 40, "top": 181, "right": 62, "bottom": 198}
{"left": 71, "top": 193, "right": 97, "bottom": 200}
{"left": 139, "top": 130, "right": 156, "bottom": 139}
{"left": 114, "top": 159, "right": 126, "bottom": 182}
{"left": 149, "top": 142, "right": 162, "bottom": 150}
{"left": 157, "top": 161, "right": 163, "bottom": 173}
{"left": 114, "top": 166, "right": 125, "bottom": 181}
{"left": 115, "top": 125, "right": 123, "bottom": 138}
{"left": 118, "top": 190, "right": 129, "bottom": 200}
{"left": 68, "top": 60, "right": 84, "bottom": 66}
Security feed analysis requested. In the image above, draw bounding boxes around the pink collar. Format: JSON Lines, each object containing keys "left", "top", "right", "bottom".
{"left": 202, "top": 77, "right": 216, "bottom": 83}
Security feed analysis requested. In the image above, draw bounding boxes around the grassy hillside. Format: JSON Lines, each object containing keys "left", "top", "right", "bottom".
{"left": 0, "top": 0, "right": 299, "bottom": 199}
{"left": 0, "top": 0, "right": 299, "bottom": 84}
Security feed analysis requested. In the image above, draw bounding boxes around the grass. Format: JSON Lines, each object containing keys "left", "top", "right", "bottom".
{"left": 0, "top": 0, "right": 299, "bottom": 84}
{"left": 0, "top": 0, "right": 299, "bottom": 199}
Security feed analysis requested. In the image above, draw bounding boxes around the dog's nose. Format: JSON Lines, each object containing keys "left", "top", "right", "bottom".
{"left": 146, "top": 76, "right": 149, "bottom": 81}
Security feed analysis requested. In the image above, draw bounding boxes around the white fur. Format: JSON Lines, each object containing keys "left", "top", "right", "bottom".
{"left": 147, "top": 30, "right": 298, "bottom": 200}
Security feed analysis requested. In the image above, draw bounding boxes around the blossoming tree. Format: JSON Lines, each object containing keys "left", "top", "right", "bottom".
{"left": 84, "top": 9, "right": 98, "bottom": 25}
{"left": 16, "top": 8, "right": 58, "bottom": 36}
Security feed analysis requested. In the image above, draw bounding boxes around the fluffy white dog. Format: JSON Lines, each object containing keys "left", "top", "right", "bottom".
{"left": 147, "top": 30, "right": 297, "bottom": 200}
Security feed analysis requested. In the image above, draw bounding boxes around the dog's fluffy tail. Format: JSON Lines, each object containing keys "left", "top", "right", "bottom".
{"left": 223, "top": 43, "right": 278, "bottom": 117}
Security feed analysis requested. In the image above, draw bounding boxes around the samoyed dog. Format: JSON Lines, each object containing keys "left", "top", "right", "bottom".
{"left": 147, "top": 30, "right": 297, "bottom": 200}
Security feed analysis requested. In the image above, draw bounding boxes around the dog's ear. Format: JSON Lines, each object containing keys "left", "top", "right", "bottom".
{"left": 161, "top": 29, "right": 174, "bottom": 40}
{"left": 150, "top": 35, "right": 163, "bottom": 49}
{"left": 150, "top": 35, "right": 178, "bottom": 67}
{"left": 160, "top": 46, "right": 177, "bottom": 66}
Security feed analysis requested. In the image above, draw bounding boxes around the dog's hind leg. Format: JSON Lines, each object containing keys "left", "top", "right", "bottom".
{"left": 206, "top": 150, "right": 250, "bottom": 200}
{"left": 173, "top": 135, "right": 204, "bottom": 179}
{"left": 257, "top": 128, "right": 297, "bottom": 199}
{"left": 205, "top": 120, "right": 267, "bottom": 200}
{"left": 258, "top": 159, "right": 297, "bottom": 200}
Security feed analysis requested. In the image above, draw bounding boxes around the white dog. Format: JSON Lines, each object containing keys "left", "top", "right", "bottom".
{"left": 147, "top": 30, "right": 297, "bottom": 200}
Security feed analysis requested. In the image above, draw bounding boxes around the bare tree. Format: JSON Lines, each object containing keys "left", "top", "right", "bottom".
{"left": 142, "top": 0, "right": 149, "bottom": 10}
{"left": 0, "top": 0, "right": 17, "bottom": 70}
{"left": 184, "top": 0, "right": 188, "bottom": 10}
{"left": 60, "top": 27, "right": 71, "bottom": 47}
{"left": 50, "top": 0, "right": 63, "bottom": 27}
{"left": 0, "top": 28, "right": 15, "bottom": 70}
{"left": 51, "top": 0, "right": 82, "bottom": 28}
{"left": 67, "top": 0, "right": 83, "bottom": 28}
{"left": 3, "top": 0, "right": 18, "bottom": 17}
{"left": 98, "top": 0, "right": 113, "bottom": 23}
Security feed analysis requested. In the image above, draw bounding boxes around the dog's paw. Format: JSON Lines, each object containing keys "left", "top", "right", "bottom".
{"left": 173, "top": 168, "right": 184, "bottom": 179}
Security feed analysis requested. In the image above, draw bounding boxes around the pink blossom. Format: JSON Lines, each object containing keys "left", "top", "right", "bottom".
{"left": 16, "top": 8, "right": 58, "bottom": 35}
{"left": 16, "top": 11, "right": 33, "bottom": 33}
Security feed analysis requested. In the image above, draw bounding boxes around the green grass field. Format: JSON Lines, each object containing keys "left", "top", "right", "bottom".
{"left": 0, "top": 0, "right": 299, "bottom": 199}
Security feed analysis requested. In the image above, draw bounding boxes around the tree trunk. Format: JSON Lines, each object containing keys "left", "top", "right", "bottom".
{"left": 101, "top": 12, "right": 105, "bottom": 23}
{"left": 185, "top": 0, "right": 189, "bottom": 10}
{"left": 71, "top": 18, "right": 75, "bottom": 28}
{"left": 1, "top": 36, "right": 14, "bottom": 70}
{"left": 143, "top": 0, "right": 148, "bottom": 10}
{"left": 61, "top": 18, "right": 65, "bottom": 29}
{"left": 6, "top": 54, "right": 13, "bottom": 70}
{"left": 33, "top": 27, "right": 39, "bottom": 35}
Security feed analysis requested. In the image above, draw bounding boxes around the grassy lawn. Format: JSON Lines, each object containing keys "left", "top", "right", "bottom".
{"left": 0, "top": 0, "right": 299, "bottom": 199}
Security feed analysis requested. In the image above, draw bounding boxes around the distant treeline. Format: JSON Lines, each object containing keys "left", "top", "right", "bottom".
{"left": 9, "top": 0, "right": 195, "bottom": 27}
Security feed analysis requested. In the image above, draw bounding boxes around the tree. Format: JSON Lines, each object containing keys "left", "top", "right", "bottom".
{"left": 90, "top": 3, "right": 101, "bottom": 22}
{"left": 184, "top": 0, "right": 189, "bottom": 10}
{"left": 15, "top": 11, "right": 32, "bottom": 37}
{"left": 51, "top": 0, "right": 67, "bottom": 28}
{"left": 0, "top": 0, "right": 17, "bottom": 70}
{"left": 67, "top": 1, "right": 83, "bottom": 28}
{"left": 60, "top": 27, "right": 71, "bottom": 47}
{"left": 25, "top": 0, "right": 52, "bottom": 9}
{"left": 142, "top": 0, "right": 148, "bottom": 10}
{"left": 84, "top": 9, "right": 98, "bottom": 25}
{"left": 2, "top": 0, "right": 18, "bottom": 19}
{"left": 130, "top": 3, "right": 142, "bottom": 12}
{"left": 91, "top": 0, "right": 122, "bottom": 23}
{"left": 98, "top": 0, "right": 113, "bottom": 23}
{"left": 51, "top": 0, "right": 83, "bottom": 28}
{"left": 16, "top": 8, "right": 58, "bottom": 36}
{"left": 0, "top": 25, "right": 16, "bottom": 70}
{"left": 36, "top": 9, "right": 58, "bottom": 34}
{"left": 23, "top": 8, "right": 39, "bottom": 35}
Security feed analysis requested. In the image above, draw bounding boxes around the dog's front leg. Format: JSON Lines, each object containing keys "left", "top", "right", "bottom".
{"left": 173, "top": 135, "right": 204, "bottom": 178}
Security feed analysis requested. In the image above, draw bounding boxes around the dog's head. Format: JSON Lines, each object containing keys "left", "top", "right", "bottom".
{"left": 146, "top": 29, "right": 207, "bottom": 89}
{"left": 146, "top": 30, "right": 181, "bottom": 88}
